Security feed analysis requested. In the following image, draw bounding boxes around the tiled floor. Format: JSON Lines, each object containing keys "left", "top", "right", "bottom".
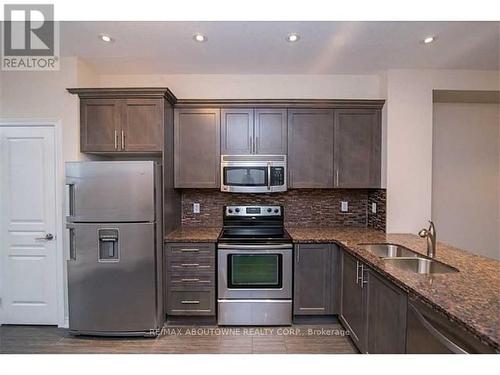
{"left": 0, "top": 323, "right": 358, "bottom": 354}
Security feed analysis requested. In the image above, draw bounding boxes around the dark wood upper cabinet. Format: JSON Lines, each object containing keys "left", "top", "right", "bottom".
{"left": 121, "top": 98, "right": 163, "bottom": 152}
{"left": 174, "top": 108, "right": 221, "bottom": 188}
{"left": 221, "top": 108, "right": 287, "bottom": 155}
{"left": 221, "top": 108, "right": 254, "bottom": 155}
{"left": 80, "top": 98, "right": 121, "bottom": 152}
{"left": 287, "top": 109, "right": 334, "bottom": 188}
{"left": 254, "top": 108, "right": 287, "bottom": 154}
{"left": 294, "top": 244, "right": 337, "bottom": 315}
{"left": 334, "top": 109, "right": 382, "bottom": 188}
{"left": 68, "top": 88, "right": 176, "bottom": 154}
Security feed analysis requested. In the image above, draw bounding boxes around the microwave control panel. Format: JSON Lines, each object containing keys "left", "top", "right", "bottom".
{"left": 271, "top": 167, "right": 285, "bottom": 186}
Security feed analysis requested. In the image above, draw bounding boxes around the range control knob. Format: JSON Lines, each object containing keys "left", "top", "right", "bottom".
{"left": 274, "top": 208, "right": 279, "bottom": 213}
{"left": 235, "top": 208, "right": 240, "bottom": 213}
{"left": 267, "top": 208, "right": 272, "bottom": 213}
{"left": 228, "top": 208, "right": 233, "bottom": 214}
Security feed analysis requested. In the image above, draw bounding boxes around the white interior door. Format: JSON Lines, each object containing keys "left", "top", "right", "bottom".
{"left": 0, "top": 126, "right": 58, "bottom": 324}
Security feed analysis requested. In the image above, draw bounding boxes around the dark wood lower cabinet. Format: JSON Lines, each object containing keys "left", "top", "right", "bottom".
{"left": 365, "top": 269, "right": 407, "bottom": 354}
{"left": 340, "top": 248, "right": 407, "bottom": 354}
{"left": 164, "top": 242, "right": 216, "bottom": 316}
{"left": 293, "top": 244, "right": 340, "bottom": 316}
{"left": 340, "top": 250, "right": 366, "bottom": 352}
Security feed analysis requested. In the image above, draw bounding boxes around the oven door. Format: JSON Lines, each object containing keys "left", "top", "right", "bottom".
{"left": 217, "top": 245, "right": 292, "bottom": 299}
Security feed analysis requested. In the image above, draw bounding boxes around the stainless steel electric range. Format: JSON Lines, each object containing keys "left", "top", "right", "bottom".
{"left": 217, "top": 205, "right": 293, "bottom": 326}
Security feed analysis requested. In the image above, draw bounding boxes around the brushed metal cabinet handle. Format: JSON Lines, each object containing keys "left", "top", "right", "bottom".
{"left": 121, "top": 130, "right": 125, "bottom": 150}
{"left": 181, "top": 278, "right": 200, "bottom": 282}
{"left": 362, "top": 265, "right": 368, "bottom": 288}
{"left": 255, "top": 136, "right": 258, "bottom": 153}
{"left": 114, "top": 130, "right": 118, "bottom": 150}
{"left": 180, "top": 248, "right": 199, "bottom": 253}
{"left": 296, "top": 244, "right": 300, "bottom": 264}
{"left": 180, "top": 263, "right": 200, "bottom": 267}
{"left": 181, "top": 300, "right": 200, "bottom": 304}
{"left": 336, "top": 169, "right": 339, "bottom": 187}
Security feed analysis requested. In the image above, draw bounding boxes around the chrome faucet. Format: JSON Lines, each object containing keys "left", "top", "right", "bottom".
{"left": 418, "top": 221, "right": 437, "bottom": 258}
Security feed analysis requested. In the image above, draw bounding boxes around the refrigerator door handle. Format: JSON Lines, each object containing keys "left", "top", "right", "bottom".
{"left": 68, "top": 226, "right": 76, "bottom": 261}
{"left": 66, "top": 182, "right": 75, "bottom": 217}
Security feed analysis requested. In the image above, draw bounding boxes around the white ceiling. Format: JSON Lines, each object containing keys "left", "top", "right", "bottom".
{"left": 60, "top": 21, "right": 500, "bottom": 74}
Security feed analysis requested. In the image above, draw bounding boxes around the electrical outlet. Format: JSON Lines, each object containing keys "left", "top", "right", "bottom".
{"left": 340, "top": 201, "right": 349, "bottom": 212}
{"left": 193, "top": 203, "right": 200, "bottom": 214}
{"left": 371, "top": 203, "right": 377, "bottom": 214}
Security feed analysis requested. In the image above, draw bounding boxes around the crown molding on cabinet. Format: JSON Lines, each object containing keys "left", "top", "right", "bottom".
{"left": 174, "top": 98, "right": 385, "bottom": 109}
{"left": 67, "top": 87, "right": 178, "bottom": 105}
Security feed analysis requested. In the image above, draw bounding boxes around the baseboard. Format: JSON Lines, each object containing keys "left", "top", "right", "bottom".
{"left": 293, "top": 315, "right": 340, "bottom": 325}
{"left": 58, "top": 316, "right": 69, "bottom": 329}
{"left": 166, "top": 316, "right": 217, "bottom": 326}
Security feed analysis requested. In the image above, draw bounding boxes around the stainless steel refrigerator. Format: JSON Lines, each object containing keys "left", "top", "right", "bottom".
{"left": 66, "top": 161, "right": 163, "bottom": 336}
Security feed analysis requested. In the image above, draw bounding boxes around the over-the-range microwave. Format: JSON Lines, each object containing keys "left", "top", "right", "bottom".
{"left": 220, "top": 155, "right": 287, "bottom": 193}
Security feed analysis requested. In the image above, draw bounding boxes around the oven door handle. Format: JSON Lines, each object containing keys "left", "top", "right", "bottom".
{"left": 217, "top": 243, "right": 292, "bottom": 250}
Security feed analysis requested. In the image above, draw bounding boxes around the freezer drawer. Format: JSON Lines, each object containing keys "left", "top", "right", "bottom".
{"left": 67, "top": 222, "right": 159, "bottom": 334}
{"left": 66, "top": 161, "right": 157, "bottom": 222}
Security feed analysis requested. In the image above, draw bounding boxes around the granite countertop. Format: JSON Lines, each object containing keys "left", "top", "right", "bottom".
{"left": 164, "top": 227, "right": 221, "bottom": 242}
{"left": 287, "top": 226, "right": 500, "bottom": 350}
{"left": 165, "top": 225, "right": 500, "bottom": 349}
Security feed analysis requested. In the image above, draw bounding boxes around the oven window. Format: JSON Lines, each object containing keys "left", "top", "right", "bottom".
{"left": 228, "top": 254, "right": 282, "bottom": 288}
{"left": 223, "top": 167, "right": 267, "bottom": 186}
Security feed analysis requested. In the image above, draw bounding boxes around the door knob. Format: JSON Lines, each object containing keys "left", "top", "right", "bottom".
{"left": 36, "top": 233, "right": 54, "bottom": 240}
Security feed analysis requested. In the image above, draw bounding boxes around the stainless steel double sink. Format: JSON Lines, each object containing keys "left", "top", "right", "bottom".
{"left": 358, "top": 243, "right": 458, "bottom": 274}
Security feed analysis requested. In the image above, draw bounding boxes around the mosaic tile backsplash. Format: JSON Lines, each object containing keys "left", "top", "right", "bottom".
{"left": 181, "top": 189, "right": 386, "bottom": 230}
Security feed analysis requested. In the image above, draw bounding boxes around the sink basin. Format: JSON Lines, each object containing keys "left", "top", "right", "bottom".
{"left": 383, "top": 257, "right": 459, "bottom": 274}
{"left": 358, "top": 243, "right": 421, "bottom": 258}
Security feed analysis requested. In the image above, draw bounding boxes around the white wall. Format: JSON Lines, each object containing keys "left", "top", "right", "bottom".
{"left": 0, "top": 57, "right": 99, "bottom": 162}
{"left": 385, "top": 69, "right": 500, "bottom": 235}
{"left": 432, "top": 103, "right": 500, "bottom": 259}
{"left": 0, "top": 57, "right": 99, "bottom": 326}
{"left": 98, "top": 73, "right": 382, "bottom": 99}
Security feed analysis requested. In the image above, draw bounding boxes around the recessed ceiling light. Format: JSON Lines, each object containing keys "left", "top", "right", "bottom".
{"left": 99, "top": 34, "right": 113, "bottom": 43}
{"left": 423, "top": 36, "right": 436, "bottom": 44}
{"left": 286, "top": 33, "right": 300, "bottom": 43}
{"left": 193, "top": 33, "right": 207, "bottom": 42}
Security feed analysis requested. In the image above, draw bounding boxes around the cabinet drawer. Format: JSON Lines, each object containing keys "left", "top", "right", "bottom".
{"left": 169, "top": 272, "right": 215, "bottom": 287}
{"left": 167, "top": 289, "right": 215, "bottom": 316}
{"left": 169, "top": 257, "right": 215, "bottom": 271}
{"left": 167, "top": 243, "right": 215, "bottom": 257}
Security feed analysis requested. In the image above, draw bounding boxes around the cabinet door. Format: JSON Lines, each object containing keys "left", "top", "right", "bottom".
{"left": 293, "top": 244, "right": 333, "bottom": 315}
{"left": 254, "top": 108, "right": 287, "bottom": 154}
{"left": 80, "top": 99, "right": 121, "bottom": 152}
{"left": 221, "top": 108, "right": 254, "bottom": 154}
{"left": 366, "top": 270, "right": 407, "bottom": 354}
{"left": 334, "top": 109, "right": 381, "bottom": 188}
{"left": 340, "top": 251, "right": 366, "bottom": 352}
{"left": 174, "top": 108, "right": 221, "bottom": 188}
{"left": 121, "top": 99, "right": 163, "bottom": 152}
{"left": 287, "top": 109, "right": 334, "bottom": 188}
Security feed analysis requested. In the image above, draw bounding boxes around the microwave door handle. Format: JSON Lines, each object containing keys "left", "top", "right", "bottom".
{"left": 267, "top": 163, "right": 271, "bottom": 190}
